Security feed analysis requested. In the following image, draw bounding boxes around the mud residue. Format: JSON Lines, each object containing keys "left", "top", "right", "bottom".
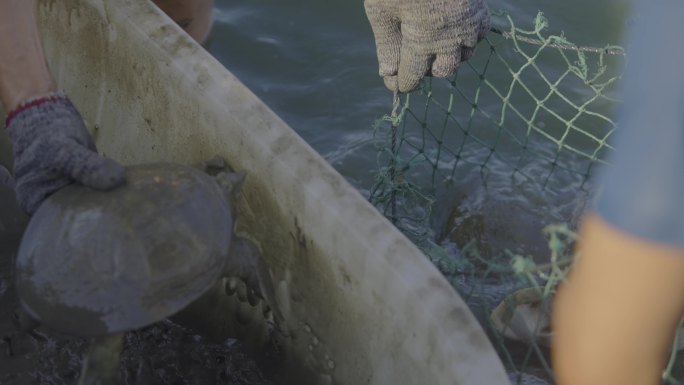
{"left": 1, "top": 319, "right": 279, "bottom": 385}
{"left": 120, "top": 320, "right": 277, "bottom": 385}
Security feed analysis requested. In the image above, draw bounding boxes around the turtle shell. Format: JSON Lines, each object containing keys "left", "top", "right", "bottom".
{"left": 15, "top": 163, "right": 233, "bottom": 336}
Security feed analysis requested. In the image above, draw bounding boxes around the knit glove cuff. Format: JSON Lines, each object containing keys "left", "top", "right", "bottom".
{"left": 6, "top": 92, "right": 125, "bottom": 214}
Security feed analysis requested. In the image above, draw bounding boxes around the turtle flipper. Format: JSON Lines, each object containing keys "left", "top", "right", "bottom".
{"left": 223, "top": 237, "right": 283, "bottom": 323}
{"left": 202, "top": 159, "right": 282, "bottom": 322}
{"left": 77, "top": 334, "right": 123, "bottom": 385}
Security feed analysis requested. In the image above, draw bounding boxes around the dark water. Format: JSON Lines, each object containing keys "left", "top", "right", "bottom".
{"left": 207, "top": 0, "right": 628, "bottom": 192}
{"left": 207, "top": 0, "right": 629, "bottom": 260}
{"left": 207, "top": 0, "right": 385, "bottom": 191}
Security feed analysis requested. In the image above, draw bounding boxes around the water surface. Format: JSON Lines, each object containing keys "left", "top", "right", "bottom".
{"left": 207, "top": 0, "right": 629, "bottom": 256}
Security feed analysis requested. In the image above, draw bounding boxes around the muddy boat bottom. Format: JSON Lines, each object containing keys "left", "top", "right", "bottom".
{"left": 1, "top": 320, "right": 279, "bottom": 385}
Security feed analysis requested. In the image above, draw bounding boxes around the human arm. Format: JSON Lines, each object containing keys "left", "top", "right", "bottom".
{"left": 552, "top": 1, "right": 684, "bottom": 384}
{"left": 0, "top": 0, "right": 54, "bottom": 111}
{"left": 0, "top": 0, "right": 125, "bottom": 214}
{"left": 0, "top": 0, "right": 214, "bottom": 103}
{"left": 553, "top": 214, "right": 684, "bottom": 385}
{"left": 151, "top": 0, "right": 214, "bottom": 44}
{"left": 363, "top": 0, "right": 490, "bottom": 93}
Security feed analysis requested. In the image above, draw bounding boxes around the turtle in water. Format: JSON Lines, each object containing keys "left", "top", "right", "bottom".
{"left": 14, "top": 160, "right": 280, "bottom": 335}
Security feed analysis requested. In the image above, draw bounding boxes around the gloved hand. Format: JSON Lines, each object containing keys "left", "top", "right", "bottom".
{"left": 364, "top": 0, "right": 491, "bottom": 93}
{"left": 5, "top": 92, "right": 126, "bottom": 215}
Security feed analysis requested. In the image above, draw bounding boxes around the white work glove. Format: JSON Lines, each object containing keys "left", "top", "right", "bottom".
{"left": 364, "top": 0, "right": 491, "bottom": 92}
{"left": 6, "top": 92, "right": 126, "bottom": 214}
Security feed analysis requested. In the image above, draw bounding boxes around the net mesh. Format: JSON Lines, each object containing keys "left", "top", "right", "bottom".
{"left": 369, "top": 11, "right": 623, "bottom": 249}
{"left": 367, "top": 10, "right": 684, "bottom": 384}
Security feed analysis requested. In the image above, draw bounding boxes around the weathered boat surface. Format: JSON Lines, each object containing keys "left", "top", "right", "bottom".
{"left": 2, "top": 0, "right": 509, "bottom": 383}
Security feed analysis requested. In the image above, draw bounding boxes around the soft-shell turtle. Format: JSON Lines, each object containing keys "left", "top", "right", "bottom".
{"left": 14, "top": 162, "right": 277, "bottom": 337}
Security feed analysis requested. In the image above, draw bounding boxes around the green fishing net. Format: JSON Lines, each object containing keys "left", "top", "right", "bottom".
{"left": 367, "top": 10, "right": 668, "bottom": 384}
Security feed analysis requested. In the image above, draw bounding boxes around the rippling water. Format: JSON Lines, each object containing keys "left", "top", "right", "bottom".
{"left": 208, "top": 0, "right": 628, "bottom": 183}
{"left": 207, "top": 0, "right": 629, "bottom": 256}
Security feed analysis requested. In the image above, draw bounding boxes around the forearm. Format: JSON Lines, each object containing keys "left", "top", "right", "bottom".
{"left": 553, "top": 214, "right": 684, "bottom": 385}
{"left": 0, "top": 0, "right": 55, "bottom": 112}
{"left": 152, "top": 0, "right": 214, "bottom": 44}
{"left": 553, "top": 1, "right": 684, "bottom": 382}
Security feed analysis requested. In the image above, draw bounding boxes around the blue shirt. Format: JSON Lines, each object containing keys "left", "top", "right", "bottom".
{"left": 596, "top": 0, "right": 684, "bottom": 247}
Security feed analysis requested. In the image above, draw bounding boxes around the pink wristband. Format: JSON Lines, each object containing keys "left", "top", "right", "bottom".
{"left": 4, "top": 92, "right": 68, "bottom": 128}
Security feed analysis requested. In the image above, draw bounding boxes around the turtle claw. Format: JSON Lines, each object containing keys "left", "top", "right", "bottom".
{"left": 247, "top": 288, "right": 260, "bottom": 307}
{"left": 225, "top": 277, "right": 239, "bottom": 296}
{"left": 0, "top": 164, "right": 14, "bottom": 189}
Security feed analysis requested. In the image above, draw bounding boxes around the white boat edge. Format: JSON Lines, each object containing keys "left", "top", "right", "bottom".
{"left": 4, "top": 0, "right": 510, "bottom": 383}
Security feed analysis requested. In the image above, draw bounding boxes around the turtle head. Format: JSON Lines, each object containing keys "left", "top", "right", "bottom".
{"left": 195, "top": 156, "right": 246, "bottom": 202}
{"left": 198, "top": 156, "right": 247, "bottom": 209}
{"left": 215, "top": 169, "right": 247, "bottom": 207}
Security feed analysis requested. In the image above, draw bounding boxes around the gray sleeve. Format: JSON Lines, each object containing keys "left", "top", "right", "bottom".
{"left": 595, "top": 0, "right": 684, "bottom": 248}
